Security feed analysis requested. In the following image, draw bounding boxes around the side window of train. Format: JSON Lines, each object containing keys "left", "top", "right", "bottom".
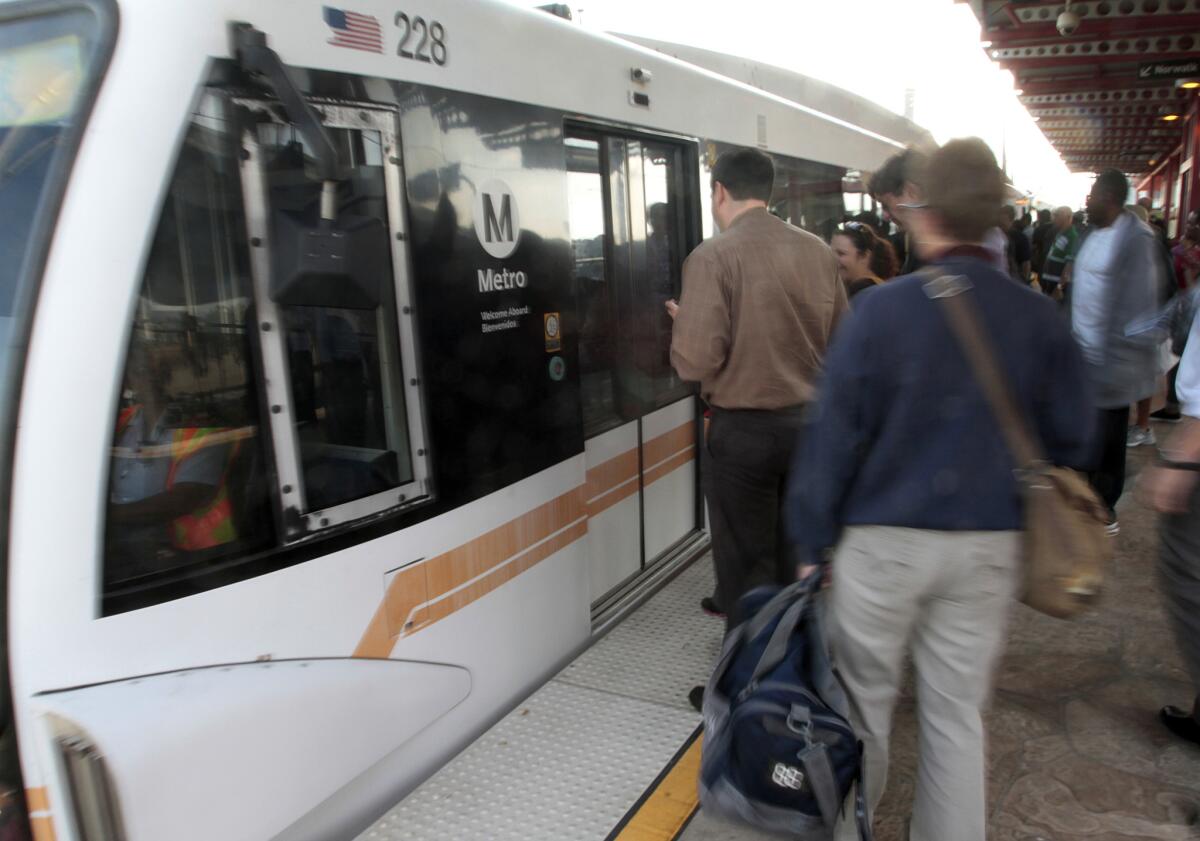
{"left": 708, "top": 142, "right": 846, "bottom": 243}
{"left": 767, "top": 154, "right": 847, "bottom": 243}
{"left": 103, "top": 93, "right": 430, "bottom": 601}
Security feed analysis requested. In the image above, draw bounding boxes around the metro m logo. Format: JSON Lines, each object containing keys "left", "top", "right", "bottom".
{"left": 481, "top": 193, "right": 513, "bottom": 244}
{"left": 474, "top": 179, "right": 521, "bottom": 259}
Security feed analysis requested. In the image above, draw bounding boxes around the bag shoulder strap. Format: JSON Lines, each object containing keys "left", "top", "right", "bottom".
{"left": 919, "top": 269, "right": 1045, "bottom": 469}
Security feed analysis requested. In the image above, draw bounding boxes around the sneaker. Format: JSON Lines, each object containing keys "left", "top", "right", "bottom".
{"left": 1126, "top": 426, "right": 1156, "bottom": 447}
{"left": 1151, "top": 407, "right": 1183, "bottom": 423}
{"left": 700, "top": 596, "right": 726, "bottom": 619}
{"left": 1160, "top": 705, "right": 1200, "bottom": 746}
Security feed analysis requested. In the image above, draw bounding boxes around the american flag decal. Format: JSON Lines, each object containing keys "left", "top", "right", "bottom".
{"left": 323, "top": 6, "right": 384, "bottom": 54}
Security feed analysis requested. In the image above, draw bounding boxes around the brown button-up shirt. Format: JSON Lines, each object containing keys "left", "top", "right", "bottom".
{"left": 670, "top": 207, "right": 847, "bottom": 409}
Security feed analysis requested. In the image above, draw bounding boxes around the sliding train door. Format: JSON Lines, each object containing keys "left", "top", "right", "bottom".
{"left": 565, "top": 127, "right": 701, "bottom": 606}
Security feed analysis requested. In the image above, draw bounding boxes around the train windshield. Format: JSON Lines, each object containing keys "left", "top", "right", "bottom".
{"left": 0, "top": 5, "right": 108, "bottom": 834}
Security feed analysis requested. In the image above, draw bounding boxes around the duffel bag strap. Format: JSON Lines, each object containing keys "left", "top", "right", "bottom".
{"left": 742, "top": 576, "right": 815, "bottom": 642}
{"left": 796, "top": 739, "right": 841, "bottom": 830}
{"left": 746, "top": 593, "right": 809, "bottom": 691}
{"left": 854, "top": 742, "right": 875, "bottom": 841}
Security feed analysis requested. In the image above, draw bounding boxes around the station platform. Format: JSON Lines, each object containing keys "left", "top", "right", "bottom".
{"left": 359, "top": 443, "right": 1200, "bottom": 841}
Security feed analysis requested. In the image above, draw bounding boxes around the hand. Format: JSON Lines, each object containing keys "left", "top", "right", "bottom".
{"left": 797, "top": 564, "right": 832, "bottom": 588}
{"left": 665, "top": 299, "right": 679, "bottom": 320}
{"left": 1138, "top": 465, "right": 1199, "bottom": 514}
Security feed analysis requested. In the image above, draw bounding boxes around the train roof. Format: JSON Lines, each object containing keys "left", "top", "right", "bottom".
{"left": 615, "top": 35, "right": 935, "bottom": 155}
{"left": 7, "top": 0, "right": 927, "bottom": 178}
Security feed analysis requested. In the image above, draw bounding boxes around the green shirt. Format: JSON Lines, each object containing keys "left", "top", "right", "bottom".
{"left": 1042, "top": 226, "right": 1079, "bottom": 281}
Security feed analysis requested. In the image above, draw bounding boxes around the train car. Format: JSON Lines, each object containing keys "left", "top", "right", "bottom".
{"left": 0, "top": 1, "right": 927, "bottom": 838}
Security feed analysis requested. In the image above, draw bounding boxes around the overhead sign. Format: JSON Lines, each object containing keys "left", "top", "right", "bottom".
{"left": 1138, "top": 59, "right": 1200, "bottom": 80}
{"left": 474, "top": 179, "right": 521, "bottom": 259}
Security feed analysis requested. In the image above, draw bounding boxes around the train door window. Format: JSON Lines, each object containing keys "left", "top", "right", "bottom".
{"left": 242, "top": 102, "right": 430, "bottom": 536}
{"left": 103, "top": 95, "right": 274, "bottom": 592}
{"left": 637, "top": 142, "right": 688, "bottom": 407}
{"left": 567, "top": 134, "right": 623, "bottom": 436}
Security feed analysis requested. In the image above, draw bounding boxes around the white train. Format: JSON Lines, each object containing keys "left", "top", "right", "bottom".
{"left": 0, "top": 1, "right": 927, "bottom": 839}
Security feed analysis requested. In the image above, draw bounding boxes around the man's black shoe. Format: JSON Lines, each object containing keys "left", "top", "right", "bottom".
{"left": 1160, "top": 705, "right": 1200, "bottom": 746}
{"left": 700, "top": 597, "right": 726, "bottom": 618}
{"left": 688, "top": 685, "right": 705, "bottom": 713}
{"left": 1151, "top": 407, "right": 1183, "bottom": 423}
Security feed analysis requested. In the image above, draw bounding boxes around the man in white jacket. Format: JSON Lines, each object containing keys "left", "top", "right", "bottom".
{"left": 1071, "top": 169, "right": 1161, "bottom": 534}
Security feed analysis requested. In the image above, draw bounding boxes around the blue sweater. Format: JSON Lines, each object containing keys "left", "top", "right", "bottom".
{"left": 786, "top": 254, "right": 1097, "bottom": 557}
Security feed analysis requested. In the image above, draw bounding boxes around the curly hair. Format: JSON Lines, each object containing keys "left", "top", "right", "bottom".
{"left": 837, "top": 222, "right": 899, "bottom": 279}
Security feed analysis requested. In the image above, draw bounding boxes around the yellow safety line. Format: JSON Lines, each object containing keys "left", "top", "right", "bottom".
{"left": 611, "top": 734, "right": 704, "bottom": 841}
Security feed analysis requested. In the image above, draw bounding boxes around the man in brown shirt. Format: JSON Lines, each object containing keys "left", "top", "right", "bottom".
{"left": 668, "top": 148, "right": 846, "bottom": 646}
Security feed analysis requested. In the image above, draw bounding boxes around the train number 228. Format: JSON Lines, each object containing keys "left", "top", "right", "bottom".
{"left": 395, "top": 13, "right": 447, "bottom": 66}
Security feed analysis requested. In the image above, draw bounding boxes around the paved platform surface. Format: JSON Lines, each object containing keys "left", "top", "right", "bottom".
{"left": 683, "top": 437, "right": 1200, "bottom": 841}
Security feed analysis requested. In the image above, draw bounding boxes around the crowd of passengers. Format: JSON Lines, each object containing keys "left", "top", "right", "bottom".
{"left": 666, "top": 139, "right": 1200, "bottom": 840}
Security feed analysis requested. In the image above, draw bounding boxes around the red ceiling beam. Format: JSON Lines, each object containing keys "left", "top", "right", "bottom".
{"left": 1058, "top": 146, "right": 1172, "bottom": 152}
{"left": 993, "top": 34, "right": 1200, "bottom": 71}
{"left": 1023, "top": 91, "right": 1187, "bottom": 108}
{"left": 1041, "top": 123, "right": 1179, "bottom": 129}
{"left": 1061, "top": 150, "right": 1163, "bottom": 157}
{"left": 1051, "top": 136, "right": 1176, "bottom": 143}
{"left": 1025, "top": 103, "right": 1186, "bottom": 115}
{"left": 1041, "top": 125, "right": 1180, "bottom": 130}
{"left": 1018, "top": 75, "right": 1170, "bottom": 96}
{"left": 983, "top": 15, "right": 1200, "bottom": 44}
{"left": 1043, "top": 135, "right": 1180, "bottom": 142}
{"left": 998, "top": 53, "right": 1200, "bottom": 72}
{"left": 1039, "top": 115, "right": 1183, "bottom": 123}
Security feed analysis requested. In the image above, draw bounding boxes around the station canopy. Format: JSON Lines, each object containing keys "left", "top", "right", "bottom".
{"left": 961, "top": 0, "right": 1200, "bottom": 175}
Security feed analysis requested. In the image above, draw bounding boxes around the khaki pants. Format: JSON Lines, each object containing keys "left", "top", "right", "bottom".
{"left": 830, "top": 526, "right": 1020, "bottom": 841}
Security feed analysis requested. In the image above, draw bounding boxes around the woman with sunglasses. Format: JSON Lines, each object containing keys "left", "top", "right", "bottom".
{"left": 831, "top": 221, "right": 899, "bottom": 300}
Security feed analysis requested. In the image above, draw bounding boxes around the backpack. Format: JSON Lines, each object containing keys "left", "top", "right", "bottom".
{"left": 698, "top": 577, "right": 873, "bottom": 840}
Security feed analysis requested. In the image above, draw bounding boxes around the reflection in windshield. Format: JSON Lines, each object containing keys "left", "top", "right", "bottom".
{"left": 0, "top": 15, "right": 88, "bottom": 319}
{"left": 0, "top": 33, "right": 82, "bottom": 125}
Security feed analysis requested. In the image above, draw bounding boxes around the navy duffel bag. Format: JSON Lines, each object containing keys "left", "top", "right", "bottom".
{"left": 698, "top": 575, "right": 873, "bottom": 840}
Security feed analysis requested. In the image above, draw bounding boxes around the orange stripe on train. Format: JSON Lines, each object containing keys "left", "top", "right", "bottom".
{"left": 353, "top": 489, "right": 585, "bottom": 658}
{"left": 352, "top": 419, "right": 697, "bottom": 658}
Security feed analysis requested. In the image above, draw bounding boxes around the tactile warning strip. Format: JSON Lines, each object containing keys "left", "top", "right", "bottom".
{"left": 559, "top": 560, "right": 723, "bottom": 711}
{"left": 357, "top": 556, "right": 720, "bottom": 841}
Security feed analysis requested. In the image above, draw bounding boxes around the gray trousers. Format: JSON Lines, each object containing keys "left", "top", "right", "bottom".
{"left": 1159, "top": 484, "right": 1200, "bottom": 698}
{"left": 829, "top": 526, "right": 1020, "bottom": 841}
